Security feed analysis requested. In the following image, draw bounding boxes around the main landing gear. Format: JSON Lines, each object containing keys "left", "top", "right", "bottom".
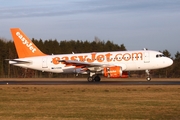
{"left": 87, "top": 75, "right": 101, "bottom": 82}
{"left": 145, "top": 70, "right": 151, "bottom": 81}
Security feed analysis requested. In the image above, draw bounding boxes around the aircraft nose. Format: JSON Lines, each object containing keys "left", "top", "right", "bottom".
{"left": 166, "top": 58, "right": 173, "bottom": 67}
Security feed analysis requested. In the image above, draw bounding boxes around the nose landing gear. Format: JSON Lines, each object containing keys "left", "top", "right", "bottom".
{"left": 145, "top": 70, "right": 151, "bottom": 81}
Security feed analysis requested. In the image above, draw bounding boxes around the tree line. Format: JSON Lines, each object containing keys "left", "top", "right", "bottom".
{"left": 0, "top": 37, "right": 179, "bottom": 78}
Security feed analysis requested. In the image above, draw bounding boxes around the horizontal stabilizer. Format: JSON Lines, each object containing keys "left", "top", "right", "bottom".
{"left": 6, "top": 59, "right": 31, "bottom": 64}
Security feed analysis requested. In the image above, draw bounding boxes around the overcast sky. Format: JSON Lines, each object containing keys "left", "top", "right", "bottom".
{"left": 0, "top": 0, "right": 180, "bottom": 56}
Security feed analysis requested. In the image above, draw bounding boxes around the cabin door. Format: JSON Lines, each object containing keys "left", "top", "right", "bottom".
{"left": 144, "top": 52, "right": 150, "bottom": 63}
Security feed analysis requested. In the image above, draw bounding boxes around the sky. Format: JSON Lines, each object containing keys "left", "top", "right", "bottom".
{"left": 0, "top": 0, "right": 180, "bottom": 57}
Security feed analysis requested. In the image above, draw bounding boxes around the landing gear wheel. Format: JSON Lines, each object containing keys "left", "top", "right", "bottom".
{"left": 87, "top": 75, "right": 101, "bottom": 82}
{"left": 87, "top": 76, "right": 94, "bottom": 82}
{"left": 146, "top": 76, "right": 151, "bottom": 81}
{"left": 94, "top": 75, "right": 101, "bottom": 82}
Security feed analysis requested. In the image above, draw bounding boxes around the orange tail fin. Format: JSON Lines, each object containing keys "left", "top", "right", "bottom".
{"left": 10, "top": 28, "right": 46, "bottom": 58}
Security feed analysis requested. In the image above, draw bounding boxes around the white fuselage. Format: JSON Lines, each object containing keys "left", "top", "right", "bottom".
{"left": 10, "top": 50, "right": 173, "bottom": 74}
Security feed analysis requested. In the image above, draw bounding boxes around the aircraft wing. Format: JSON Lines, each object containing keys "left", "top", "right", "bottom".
{"left": 59, "top": 60, "right": 114, "bottom": 68}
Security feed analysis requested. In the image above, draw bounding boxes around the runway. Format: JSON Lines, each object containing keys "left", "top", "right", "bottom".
{"left": 0, "top": 79, "right": 180, "bottom": 85}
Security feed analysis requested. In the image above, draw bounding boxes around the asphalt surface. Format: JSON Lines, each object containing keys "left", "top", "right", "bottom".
{"left": 0, "top": 79, "right": 180, "bottom": 85}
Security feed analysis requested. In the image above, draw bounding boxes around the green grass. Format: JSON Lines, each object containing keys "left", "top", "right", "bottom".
{"left": 0, "top": 85, "right": 180, "bottom": 120}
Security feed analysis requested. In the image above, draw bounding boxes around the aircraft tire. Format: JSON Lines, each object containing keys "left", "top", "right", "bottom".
{"left": 146, "top": 76, "right": 151, "bottom": 81}
{"left": 87, "top": 76, "right": 94, "bottom": 82}
{"left": 94, "top": 75, "right": 101, "bottom": 82}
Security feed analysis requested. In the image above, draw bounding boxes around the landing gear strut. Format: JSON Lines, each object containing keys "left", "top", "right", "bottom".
{"left": 145, "top": 70, "right": 151, "bottom": 81}
{"left": 87, "top": 75, "right": 101, "bottom": 82}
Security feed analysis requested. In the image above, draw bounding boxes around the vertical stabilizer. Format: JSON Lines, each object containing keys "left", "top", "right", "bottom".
{"left": 10, "top": 28, "right": 46, "bottom": 58}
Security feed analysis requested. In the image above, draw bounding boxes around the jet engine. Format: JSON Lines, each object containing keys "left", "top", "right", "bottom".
{"left": 103, "top": 66, "right": 128, "bottom": 78}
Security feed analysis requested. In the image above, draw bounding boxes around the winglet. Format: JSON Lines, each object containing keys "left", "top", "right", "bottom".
{"left": 10, "top": 28, "right": 46, "bottom": 58}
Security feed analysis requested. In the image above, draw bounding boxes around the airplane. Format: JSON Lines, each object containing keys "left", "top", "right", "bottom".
{"left": 8, "top": 28, "right": 173, "bottom": 82}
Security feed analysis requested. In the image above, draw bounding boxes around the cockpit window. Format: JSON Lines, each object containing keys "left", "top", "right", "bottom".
{"left": 156, "top": 54, "right": 165, "bottom": 58}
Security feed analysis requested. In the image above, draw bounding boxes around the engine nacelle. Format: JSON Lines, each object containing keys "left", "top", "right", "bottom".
{"left": 103, "top": 66, "right": 128, "bottom": 78}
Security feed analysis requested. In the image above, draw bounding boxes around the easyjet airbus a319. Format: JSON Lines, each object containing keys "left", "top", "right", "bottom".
{"left": 9, "top": 28, "right": 173, "bottom": 81}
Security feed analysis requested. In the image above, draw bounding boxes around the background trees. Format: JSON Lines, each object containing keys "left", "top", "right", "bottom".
{"left": 0, "top": 37, "right": 179, "bottom": 78}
